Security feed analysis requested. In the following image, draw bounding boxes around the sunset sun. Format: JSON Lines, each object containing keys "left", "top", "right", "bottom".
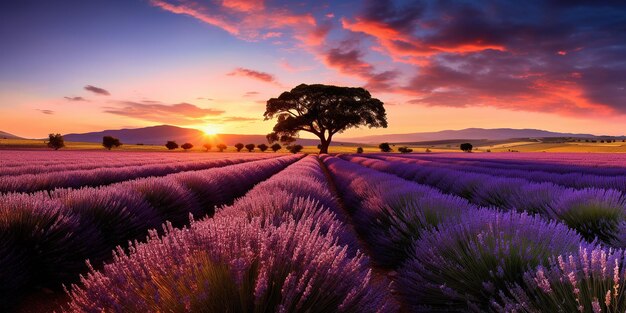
{"left": 201, "top": 125, "right": 219, "bottom": 136}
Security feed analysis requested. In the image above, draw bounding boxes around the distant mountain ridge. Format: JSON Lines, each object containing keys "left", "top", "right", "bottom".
{"left": 0, "top": 131, "right": 22, "bottom": 139}
{"left": 63, "top": 125, "right": 325, "bottom": 146}
{"left": 344, "top": 128, "right": 616, "bottom": 143}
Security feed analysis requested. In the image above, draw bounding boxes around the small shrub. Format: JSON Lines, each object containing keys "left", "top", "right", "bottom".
{"left": 47, "top": 133, "right": 65, "bottom": 150}
{"left": 235, "top": 143, "right": 244, "bottom": 152}
{"left": 425, "top": 148, "right": 431, "bottom": 153}
{"left": 460, "top": 142, "right": 473, "bottom": 152}
{"left": 102, "top": 136, "right": 121, "bottom": 150}
{"left": 287, "top": 144, "right": 303, "bottom": 154}
{"left": 356, "top": 147, "right": 364, "bottom": 154}
{"left": 245, "top": 143, "right": 255, "bottom": 152}
{"left": 398, "top": 146, "right": 413, "bottom": 153}
{"left": 271, "top": 143, "right": 282, "bottom": 152}
{"left": 181, "top": 143, "right": 194, "bottom": 151}
{"left": 165, "top": 141, "right": 178, "bottom": 150}
{"left": 257, "top": 144, "right": 268, "bottom": 152}
{"left": 379, "top": 142, "right": 392, "bottom": 152}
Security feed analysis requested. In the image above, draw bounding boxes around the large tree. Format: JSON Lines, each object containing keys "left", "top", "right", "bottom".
{"left": 264, "top": 84, "right": 387, "bottom": 154}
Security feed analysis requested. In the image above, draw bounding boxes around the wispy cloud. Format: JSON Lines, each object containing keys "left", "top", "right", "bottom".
{"left": 228, "top": 67, "right": 278, "bottom": 84}
{"left": 64, "top": 96, "right": 87, "bottom": 102}
{"left": 84, "top": 85, "right": 110, "bottom": 96}
{"left": 104, "top": 101, "right": 224, "bottom": 125}
{"left": 36, "top": 109, "right": 54, "bottom": 115}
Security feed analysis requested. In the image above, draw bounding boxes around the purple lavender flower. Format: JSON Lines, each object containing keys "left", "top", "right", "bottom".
{"left": 395, "top": 208, "right": 585, "bottom": 312}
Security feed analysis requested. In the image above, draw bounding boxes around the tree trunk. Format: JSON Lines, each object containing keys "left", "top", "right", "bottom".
{"left": 318, "top": 134, "right": 331, "bottom": 154}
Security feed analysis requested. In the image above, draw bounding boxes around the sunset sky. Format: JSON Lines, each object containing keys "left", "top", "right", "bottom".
{"left": 1, "top": 0, "right": 625, "bottom": 139}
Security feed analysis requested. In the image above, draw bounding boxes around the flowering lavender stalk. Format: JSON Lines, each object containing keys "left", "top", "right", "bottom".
{"left": 344, "top": 155, "right": 626, "bottom": 247}
{"left": 65, "top": 215, "right": 395, "bottom": 312}
{"left": 545, "top": 188, "right": 626, "bottom": 244}
{"left": 395, "top": 209, "right": 585, "bottom": 312}
{"left": 0, "top": 155, "right": 299, "bottom": 309}
{"left": 0, "top": 193, "right": 101, "bottom": 309}
{"left": 217, "top": 156, "right": 360, "bottom": 254}
{"left": 497, "top": 245, "right": 626, "bottom": 313}
{"left": 323, "top": 155, "right": 478, "bottom": 268}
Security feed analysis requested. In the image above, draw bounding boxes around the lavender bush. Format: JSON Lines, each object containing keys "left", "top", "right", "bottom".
{"left": 65, "top": 216, "right": 395, "bottom": 312}
{"left": 395, "top": 209, "right": 585, "bottom": 312}
{"left": 497, "top": 245, "right": 626, "bottom": 312}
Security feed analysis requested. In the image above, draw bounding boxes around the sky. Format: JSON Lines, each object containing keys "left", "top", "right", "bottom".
{"left": 0, "top": 0, "right": 625, "bottom": 139}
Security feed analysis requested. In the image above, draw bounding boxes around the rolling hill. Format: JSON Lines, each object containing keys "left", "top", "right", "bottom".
{"left": 63, "top": 125, "right": 327, "bottom": 146}
{"left": 0, "top": 131, "right": 22, "bottom": 139}
{"left": 345, "top": 128, "right": 610, "bottom": 143}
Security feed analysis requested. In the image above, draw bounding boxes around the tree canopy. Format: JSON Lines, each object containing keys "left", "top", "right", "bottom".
{"left": 47, "top": 133, "right": 65, "bottom": 150}
{"left": 460, "top": 143, "right": 473, "bottom": 152}
{"left": 264, "top": 84, "right": 387, "bottom": 154}
{"left": 102, "top": 136, "right": 122, "bottom": 150}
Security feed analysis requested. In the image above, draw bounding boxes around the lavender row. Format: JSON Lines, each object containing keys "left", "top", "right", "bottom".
{"left": 344, "top": 155, "right": 626, "bottom": 246}
{"left": 0, "top": 153, "right": 265, "bottom": 177}
{"left": 322, "top": 156, "right": 591, "bottom": 311}
{"left": 217, "top": 156, "right": 360, "bottom": 252}
{"left": 391, "top": 153, "right": 626, "bottom": 179}
{"left": 0, "top": 155, "right": 299, "bottom": 310}
{"left": 395, "top": 152, "right": 626, "bottom": 168}
{"left": 374, "top": 154, "right": 626, "bottom": 193}
{"left": 0, "top": 154, "right": 271, "bottom": 193}
{"left": 63, "top": 157, "right": 395, "bottom": 312}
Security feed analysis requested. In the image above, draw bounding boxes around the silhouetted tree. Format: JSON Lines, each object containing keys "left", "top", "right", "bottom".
{"left": 398, "top": 146, "right": 413, "bottom": 153}
{"left": 356, "top": 147, "right": 364, "bottom": 153}
{"left": 287, "top": 144, "right": 303, "bottom": 154}
{"left": 460, "top": 143, "right": 473, "bottom": 152}
{"left": 264, "top": 84, "right": 387, "bottom": 154}
{"left": 271, "top": 143, "right": 282, "bottom": 152}
{"left": 165, "top": 141, "right": 179, "bottom": 150}
{"left": 202, "top": 143, "right": 211, "bottom": 152}
{"left": 257, "top": 144, "right": 268, "bottom": 152}
{"left": 245, "top": 143, "right": 255, "bottom": 152}
{"left": 425, "top": 148, "right": 432, "bottom": 153}
{"left": 217, "top": 143, "right": 227, "bottom": 152}
{"left": 379, "top": 142, "right": 392, "bottom": 152}
{"left": 235, "top": 143, "right": 244, "bottom": 152}
{"left": 102, "top": 136, "right": 121, "bottom": 150}
{"left": 181, "top": 143, "right": 193, "bottom": 151}
{"left": 47, "top": 133, "right": 65, "bottom": 150}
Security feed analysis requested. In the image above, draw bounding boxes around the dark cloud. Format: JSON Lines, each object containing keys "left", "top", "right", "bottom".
{"left": 104, "top": 101, "right": 224, "bottom": 125}
{"left": 64, "top": 96, "right": 87, "bottom": 102}
{"left": 228, "top": 67, "right": 277, "bottom": 83}
{"left": 341, "top": 0, "right": 626, "bottom": 114}
{"left": 84, "top": 85, "right": 110, "bottom": 96}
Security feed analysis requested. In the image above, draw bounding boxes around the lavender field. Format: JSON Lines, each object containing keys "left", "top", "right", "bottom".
{"left": 2, "top": 151, "right": 626, "bottom": 312}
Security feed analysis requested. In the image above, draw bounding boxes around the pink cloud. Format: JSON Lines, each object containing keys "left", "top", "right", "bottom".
{"left": 228, "top": 68, "right": 277, "bottom": 84}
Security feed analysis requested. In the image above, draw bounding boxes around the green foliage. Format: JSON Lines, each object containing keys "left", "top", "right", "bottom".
{"left": 257, "top": 144, "right": 268, "bottom": 152}
{"left": 287, "top": 144, "right": 303, "bottom": 154}
{"left": 398, "top": 146, "right": 413, "bottom": 153}
{"left": 270, "top": 143, "right": 282, "bottom": 152}
{"left": 264, "top": 83, "right": 387, "bottom": 154}
{"left": 460, "top": 143, "right": 473, "bottom": 152}
{"left": 181, "top": 143, "right": 194, "bottom": 151}
{"left": 379, "top": 142, "right": 392, "bottom": 152}
{"left": 165, "top": 141, "right": 178, "bottom": 150}
{"left": 102, "top": 136, "right": 121, "bottom": 150}
{"left": 47, "top": 133, "right": 65, "bottom": 150}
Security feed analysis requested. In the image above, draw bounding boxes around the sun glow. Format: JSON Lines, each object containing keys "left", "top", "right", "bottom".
{"left": 200, "top": 125, "right": 220, "bottom": 136}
